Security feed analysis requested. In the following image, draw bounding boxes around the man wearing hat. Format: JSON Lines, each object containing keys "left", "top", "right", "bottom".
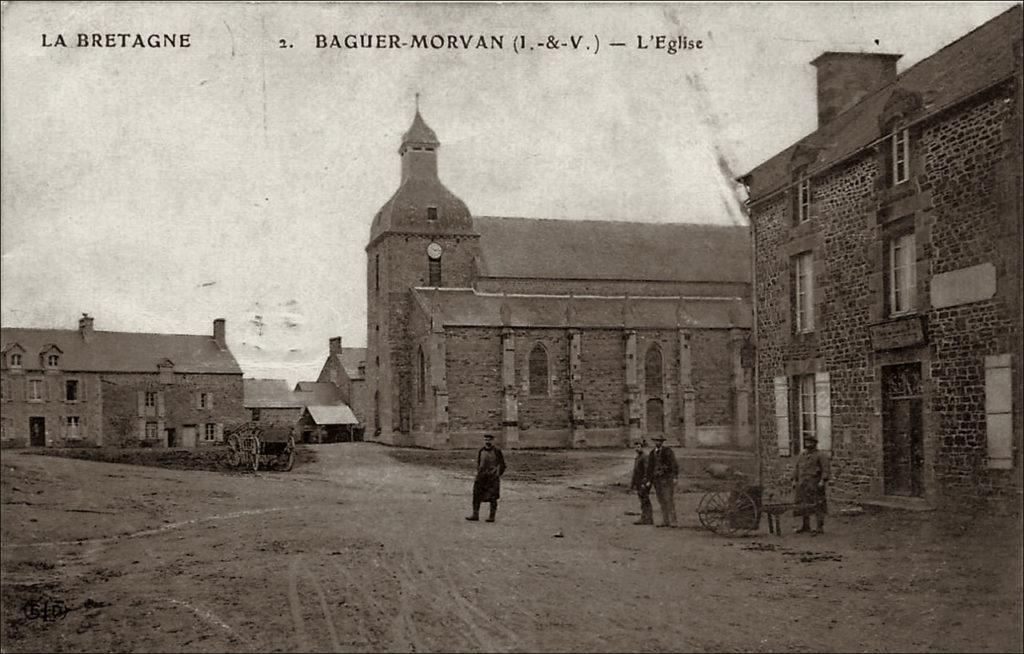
{"left": 467, "top": 434, "right": 506, "bottom": 523}
{"left": 629, "top": 439, "right": 654, "bottom": 525}
{"left": 647, "top": 435, "right": 679, "bottom": 528}
{"left": 792, "top": 434, "right": 830, "bottom": 534}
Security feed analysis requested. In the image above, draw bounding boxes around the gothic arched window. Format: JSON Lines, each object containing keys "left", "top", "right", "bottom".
{"left": 528, "top": 343, "right": 549, "bottom": 397}
{"left": 645, "top": 343, "right": 663, "bottom": 395}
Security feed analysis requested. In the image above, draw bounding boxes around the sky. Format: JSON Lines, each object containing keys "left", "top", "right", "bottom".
{"left": 1, "top": 1, "right": 1017, "bottom": 384}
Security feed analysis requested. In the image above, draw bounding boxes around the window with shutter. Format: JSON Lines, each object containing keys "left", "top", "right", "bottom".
{"left": 773, "top": 376, "right": 790, "bottom": 456}
{"left": 985, "top": 355, "right": 1013, "bottom": 469}
{"left": 814, "top": 372, "right": 832, "bottom": 451}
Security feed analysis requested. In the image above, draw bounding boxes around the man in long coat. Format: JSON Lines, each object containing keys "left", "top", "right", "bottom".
{"left": 629, "top": 439, "right": 653, "bottom": 525}
{"left": 467, "top": 434, "right": 506, "bottom": 523}
{"left": 793, "top": 435, "right": 830, "bottom": 534}
{"left": 648, "top": 435, "right": 679, "bottom": 527}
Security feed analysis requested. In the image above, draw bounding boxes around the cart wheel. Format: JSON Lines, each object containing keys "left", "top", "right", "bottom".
{"left": 723, "top": 491, "right": 761, "bottom": 536}
{"left": 251, "top": 436, "right": 261, "bottom": 472}
{"left": 227, "top": 435, "right": 241, "bottom": 467}
{"left": 279, "top": 437, "right": 295, "bottom": 472}
{"left": 697, "top": 491, "right": 732, "bottom": 533}
{"left": 696, "top": 491, "right": 715, "bottom": 530}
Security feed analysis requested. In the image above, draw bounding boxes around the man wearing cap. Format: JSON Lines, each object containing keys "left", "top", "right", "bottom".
{"left": 793, "top": 435, "right": 830, "bottom": 534}
{"left": 467, "top": 433, "right": 506, "bottom": 523}
{"left": 629, "top": 439, "right": 653, "bottom": 525}
{"left": 648, "top": 435, "right": 679, "bottom": 528}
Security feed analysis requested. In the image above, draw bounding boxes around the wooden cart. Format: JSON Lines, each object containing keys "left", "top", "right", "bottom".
{"left": 224, "top": 423, "right": 295, "bottom": 472}
{"left": 696, "top": 476, "right": 814, "bottom": 537}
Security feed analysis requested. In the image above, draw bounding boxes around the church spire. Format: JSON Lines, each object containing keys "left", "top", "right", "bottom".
{"left": 399, "top": 100, "right": 440, "bottom": 182}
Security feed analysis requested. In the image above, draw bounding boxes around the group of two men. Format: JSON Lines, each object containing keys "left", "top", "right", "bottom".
{"left": 629, "top": 436, "right": 679, "bottom": 528}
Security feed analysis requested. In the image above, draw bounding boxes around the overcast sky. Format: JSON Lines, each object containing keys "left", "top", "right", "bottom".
{"left": 1, "top": 2, "right": 1016, "bottom": 384}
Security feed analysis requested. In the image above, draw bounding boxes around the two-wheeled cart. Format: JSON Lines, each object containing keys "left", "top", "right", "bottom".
{"left": 223, "top": 423, "right": 296, "bottom": 472}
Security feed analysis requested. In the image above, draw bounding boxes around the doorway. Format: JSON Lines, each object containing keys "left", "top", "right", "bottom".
{"left": 166, "top": 428, "right": 178, "bottom": 448}
{"left": 29, "top": 417, "right": 45, "bottom": 447}
{"left": 882, "top": 363, "right": 924, "bottom": 497}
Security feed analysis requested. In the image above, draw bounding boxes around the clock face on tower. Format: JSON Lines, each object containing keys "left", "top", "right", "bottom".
{"left": 426, "top": 242, "right": 443, "bottom": 260}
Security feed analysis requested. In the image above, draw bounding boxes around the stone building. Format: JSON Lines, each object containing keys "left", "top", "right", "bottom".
{"left": 315, "top": 337, "right": 368, "bottom": 424}
{"left": 741, "top": 7, "right": 1022, "bottom": 509}
{"left": 1, "top": 315, "right": 245, "bottom": 448}
{"left": 365, "top": 111, "right": 753, "bottom": 449}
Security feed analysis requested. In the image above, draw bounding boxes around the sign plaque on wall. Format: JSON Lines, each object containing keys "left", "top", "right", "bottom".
{"left": 870, "top": 316, "right": 927, "bottom": 351}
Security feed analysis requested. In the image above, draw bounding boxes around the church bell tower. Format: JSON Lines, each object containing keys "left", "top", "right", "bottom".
{"left": 365, "top": 106, "right": 480, "bottom": 444}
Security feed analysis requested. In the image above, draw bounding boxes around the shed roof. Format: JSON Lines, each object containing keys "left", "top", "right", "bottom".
{"left": 306, "top": 404, "right": 359, "bottom": 426}
{"left": 1, "top": 327, "right": 241, "bottom": 374}
{"left": 474, "top": 217, "right": 750, "bottom": 283}
{"left": 412, "top": 288, "right": 750, "bottom": 329}
{"left": 743, "top": 6, "right": 1022, "bottom": 201}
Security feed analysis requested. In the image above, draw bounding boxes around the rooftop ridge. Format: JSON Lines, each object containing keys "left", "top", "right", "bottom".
{"left": 474, "top": 215, "right": 744, "bottom": 229}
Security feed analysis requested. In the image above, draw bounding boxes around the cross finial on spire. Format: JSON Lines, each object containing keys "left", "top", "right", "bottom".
{"left": 415, "top": 92, "right": 420, "bottom": 112}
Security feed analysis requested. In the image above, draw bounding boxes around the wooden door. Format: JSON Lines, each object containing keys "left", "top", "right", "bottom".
{"left": 29, "top": 417, "right": 45, "bottom": 447}
{"left": 882, "top": 364, "right": 924, "bottom": 497}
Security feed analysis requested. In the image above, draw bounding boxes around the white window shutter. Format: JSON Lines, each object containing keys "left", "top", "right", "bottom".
{"left": 157, "top": 420, "right": 165, "bottom": 442}
{"left": 137, "top": 417, "right": 146, "bottom": 440}
{"left": 985, "top": 354, "right": 1013, "bottom": 469}
{"left": 208, "top": 393, "right": 214, "bottom": 410}
{"left": 815, "top": 371, "right": 832, "bottom": 451}
{"left": 773, "top": 376, "right": 791, "bottom": 456}
{"left": 137, "top": 391, "right": 145, "bottom": 418}
{"left": 157, "top": 392, "right": 166, "bottom": 418}
{"left": 215, "top": 423, "right": 223, "bottom": 442}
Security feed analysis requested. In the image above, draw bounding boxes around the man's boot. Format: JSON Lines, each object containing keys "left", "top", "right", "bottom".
{"left": 486, "top": 503, "right": 497, "bottom": 523}
{"left": 466, "top": 501, "right": 480, "bottom": 521}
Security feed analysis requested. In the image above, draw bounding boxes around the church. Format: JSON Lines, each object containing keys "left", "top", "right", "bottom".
{"left": 365, "top": 110, "right": 753, "bottom": 449}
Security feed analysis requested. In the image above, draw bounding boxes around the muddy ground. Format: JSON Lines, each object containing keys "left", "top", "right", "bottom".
{"left": 1, "top": 444, "right": 1021, "bottom": 653}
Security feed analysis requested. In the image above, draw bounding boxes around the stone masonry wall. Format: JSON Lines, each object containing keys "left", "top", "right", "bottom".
{"left": 102, "top": 372, "right": 245, "bottom": 447}
{"left": 0, "top": 371, "right": 104, "bottom": 447}
{"left": 752, "top": 82, "right": 1021, "bottom": 510}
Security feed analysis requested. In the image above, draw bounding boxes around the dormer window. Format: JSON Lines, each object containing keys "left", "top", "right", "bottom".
{"left": 426, "top": 206, "right": 439, "bottom": 221}
{"left": 10, "top": 353, "right": 22, "bottom": 367}
{"left": 47, "top": 354, "right": 59, "bottom": 368}
{"left": 797, "top": 179, "right": 811, "bottom": 223}
{"left": 892, "top": 128, "right": 910, "bottom": 185}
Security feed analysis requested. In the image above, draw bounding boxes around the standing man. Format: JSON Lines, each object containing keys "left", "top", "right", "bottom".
{"left": 467, "top": 433, "right": 506, "bottom": 523}
{"left": 648, "top": 435, "right": 679, "bottom": 528}
{"left": 793, "top": 435, "right": 830, "bottom": 534}
{"left": 629, "top": 439, "right": 653, "bottom": 525}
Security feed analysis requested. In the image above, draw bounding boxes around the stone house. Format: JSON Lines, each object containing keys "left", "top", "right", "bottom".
{"left": 315, "top": 337, "right": 368, "bottom": 424}
{"left": 741, "top": 7, "right": 1022, "bottom": 509}
{"left": 1, "top": 315, "right": 245, "bottom": 448}
{"left": 243, "top": 376, "right": 362, "bottom": 442}
{"left": 365, "top": 111, "right": 753, "bottom": 449}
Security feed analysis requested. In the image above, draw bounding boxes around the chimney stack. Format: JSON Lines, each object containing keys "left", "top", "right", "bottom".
{"left": 329, "top": 336, "right": 342, "bottom": 355}
{"left": 213, "top": 318, "right": 226, "bottom": 350}
{"left": 79, "top": 314, "right": 94, "bottom": 341}
{"left": 811, "top": 52, "right": 901, "bottom": 127}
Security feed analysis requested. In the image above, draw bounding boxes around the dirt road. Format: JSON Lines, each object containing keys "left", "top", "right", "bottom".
{"left": 2, "top": 444, "right": 1021, "bottom": 652}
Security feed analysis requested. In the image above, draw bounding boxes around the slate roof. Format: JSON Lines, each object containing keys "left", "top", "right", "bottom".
{"left": 294, "top": 381, "right": 342, "bottom": 404}
{"left": 412, "top": 288, "right": 751, "bottom": 329}
{"left": 244, "top": 378, "right": 344, "bottom": 409}
{"left": 306, "top": 404, "right": 360, "bottom": 426}
{"left": 244, "top": 378, "right": 305, "bottom": 408}
{"left": 474, "top": 217, "right": 750, "bottom": 283}
{"left": 743, "top": 6, "right": 1022, "bottom": 202}
{"left": 336, "top": 347, "right": 366, "bottom": 380}
{"left": 402, "top": 110, "right": 440, "bottom": 145}
{"left": 1, "top": 327, "right": 242, "bottom": 374}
